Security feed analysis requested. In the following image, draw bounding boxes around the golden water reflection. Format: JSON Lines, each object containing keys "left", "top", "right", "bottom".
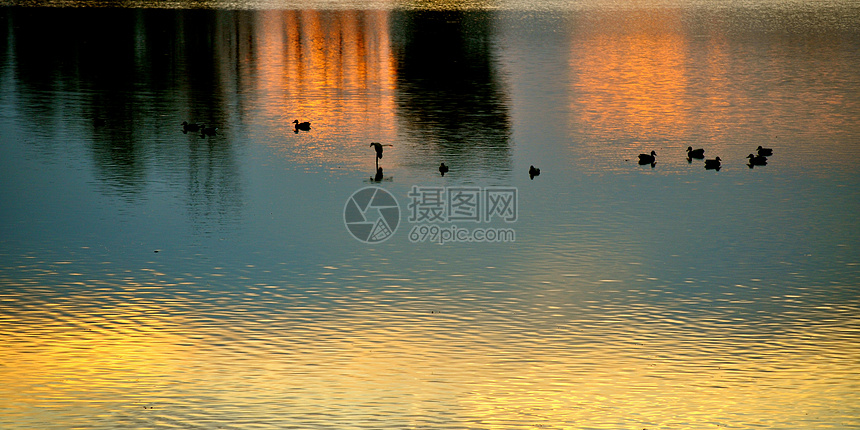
{"left": 565, "top": 8, "right": 860, "bottom": 173}
{"left": 249, "top": 10, "right": 399, "bottom": 171}
{"left": 245, "top": 9, "right": 513, "bottom": 178}
{"left": 2, "top": 262, "right": 857, "bottom": 429}
{"left": 570, "top": 10, "right": 691, "bottom": 144}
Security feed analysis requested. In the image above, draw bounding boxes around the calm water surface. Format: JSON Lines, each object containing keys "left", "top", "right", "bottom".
{"left": 1, "top": 1, "right": 859, "bottom": 429}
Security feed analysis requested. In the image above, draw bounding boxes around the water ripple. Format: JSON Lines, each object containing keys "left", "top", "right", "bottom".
{"left": 1, "top": 253, "right": 858, "bottom": 429}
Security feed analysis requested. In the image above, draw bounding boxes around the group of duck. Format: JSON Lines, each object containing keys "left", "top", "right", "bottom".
{"left": 370, "top": 137, "right": 775, "bottom": 180}
{"left": 182, "top": 119, "right": 311, "bottom": 137}
{"left": 181, "top": 121, "right": 217, "bottom": 137}
{"left": 184, "top": 119, "right": 771, "bottom": 178}
{"left": 638, "top": 145, "right": 773, "bottom": 170}
{"left": 437, "top": 162, "right": 542, "bottom": 179}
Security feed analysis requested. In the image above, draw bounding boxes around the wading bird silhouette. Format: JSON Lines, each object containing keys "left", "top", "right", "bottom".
{"left": 370, "top": 142, "right": 393, "bottom": 169}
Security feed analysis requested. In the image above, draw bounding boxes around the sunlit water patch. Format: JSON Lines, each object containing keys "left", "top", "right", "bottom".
{"left": 1, "top": 242, "right": 858, "bottom": 429}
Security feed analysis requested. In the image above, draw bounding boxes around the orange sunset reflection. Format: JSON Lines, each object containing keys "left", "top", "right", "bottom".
{"left": 566, "top": 10, "right": 697, "bottom": 171}
{"left": 0, "top": 291, "right": 193, "bottom": 418}
{"left": 571, "top": 19, "right": 690, "bottom": 141}
{"left": 566, "top": 9, "right": 860, "bottom": 172}
{"left": 249, "top": 10, "right": 399, "bottom": 170}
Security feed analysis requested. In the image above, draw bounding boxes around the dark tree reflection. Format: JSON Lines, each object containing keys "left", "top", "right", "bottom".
{"left": 390, "top": 11, "right": 513, "bottom": 177}
{"left": 2, "top": 8, "right": 246, "bottom": 228}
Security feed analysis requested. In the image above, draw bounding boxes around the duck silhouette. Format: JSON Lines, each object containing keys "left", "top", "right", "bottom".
{"left": 686, "top": 147, "right": 705, "bottom": 159}
{"left": 182, "top": 121, "right": 202, "bottom": 133}
{"left": 747, "top": 153, "right": 768, "bottom": 166}
{"left": 373, "top": 167, "right": 384, "bottom": 182}
{"left": 439, "top": 162, "right": 449, "bottom": 176}
{"left": 756, "top": 146, "right": 773, "bottom": 156}
{"left": 200, "top": 125, "right": 217, "bottom": 137}
{"left": 704, "top": 156, "right": 721, "bottom": 170}
{"left": 638, "top": 151, "right": 656, "bottom": 166}
{"left": 293, "top": 120, "right": 311, "bottom": 132}
{"left": 529, "top": 165, "right": 541, "bottom": 179}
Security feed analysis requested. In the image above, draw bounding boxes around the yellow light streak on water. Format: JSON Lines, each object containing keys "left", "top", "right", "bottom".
{"left": 1, "top": 265, "right": 857, "bottom": 429}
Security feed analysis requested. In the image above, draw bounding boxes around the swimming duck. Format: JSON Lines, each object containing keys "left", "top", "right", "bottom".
{"left": 439, "top": 162, "right": 449, "bottom": 176}
{"left": 747, "top": 154, "right": 768, "bottom": 165}
{"left": 638, "top": 151, "right": 656, "bottom": 165}
{"left": 686, "top": 147, "right": 705, "bottom": 159}
{"left": 200, "top": 125, "right": 217, "bottom": 136}
{"left": 756, "top": 146, "right": 773, "bottom": 156}
{"left": 704, "top": 156, "right": 721, "bottom": 170}
{"left": 529, "top": 165, "right": 541, "bottom": 179}
{"left": 293, "top": 120, "right": 311, "bottom": 131}
{"left": 182, "top": 121, "right": 202, "bottom": 133}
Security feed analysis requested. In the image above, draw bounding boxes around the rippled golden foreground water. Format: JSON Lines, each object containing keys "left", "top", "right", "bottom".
{"left": 1, "top": 1, "right": 859, "bottom": 429}
{"left": 1, "top": 251, "right": 857, "bottom": 429}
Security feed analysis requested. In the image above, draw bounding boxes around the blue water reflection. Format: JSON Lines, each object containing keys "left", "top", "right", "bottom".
{"left": 1, "top": 3, "right": 859, "bottom": 429}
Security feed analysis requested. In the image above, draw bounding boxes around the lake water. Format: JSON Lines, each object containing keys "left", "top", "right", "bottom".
{"left": 1, "top": 1, "right": 859, "bottom": 429}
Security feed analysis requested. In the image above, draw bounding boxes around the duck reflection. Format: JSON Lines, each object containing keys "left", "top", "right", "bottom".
{"left": 390, "top": 11, "right": 512, "bottom": 177}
